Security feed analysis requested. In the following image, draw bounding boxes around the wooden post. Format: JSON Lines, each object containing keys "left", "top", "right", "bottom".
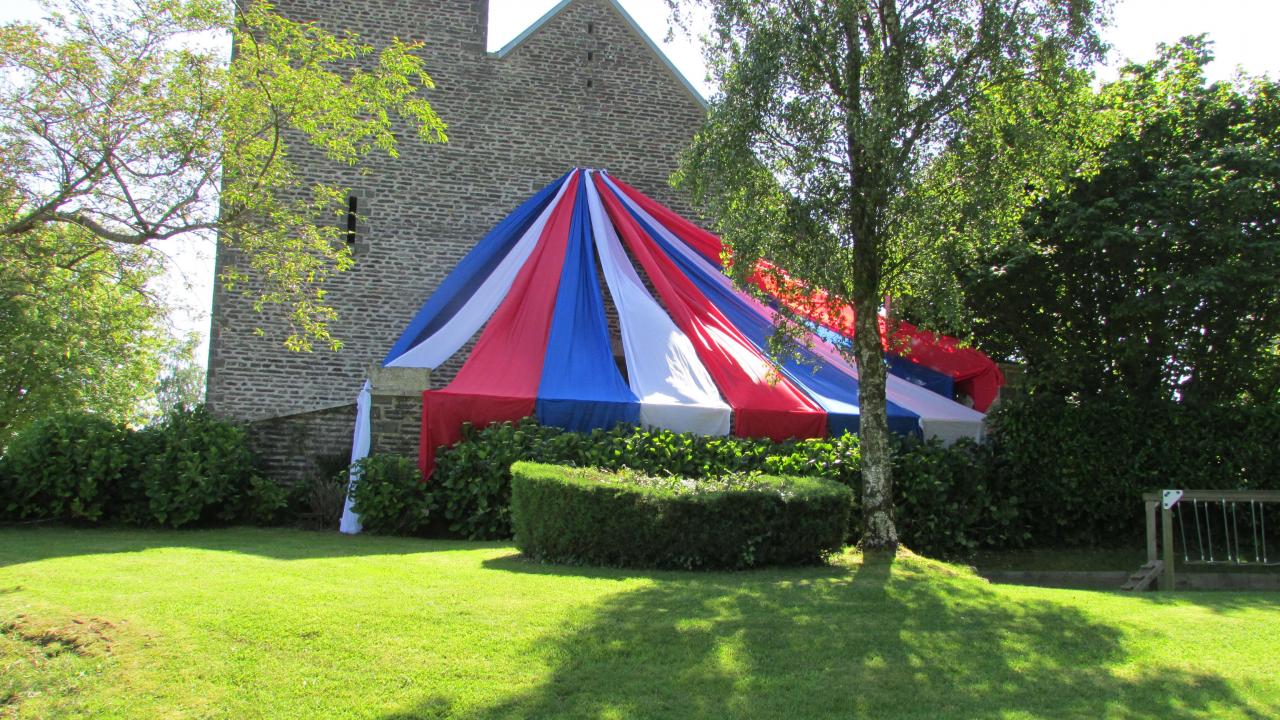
{"left": 1146, "top": 500, "right": 1158, "bottom": 564}
{"left": 1161, "top": 505, "right": 1176, "bottom": 592}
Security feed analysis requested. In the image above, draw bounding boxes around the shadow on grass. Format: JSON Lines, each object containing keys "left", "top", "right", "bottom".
{"left": 0, "top": 525, "right": 498, "bottom": 567}
{"left": 387, "top": 553, "right": 1275, "bottom": 720}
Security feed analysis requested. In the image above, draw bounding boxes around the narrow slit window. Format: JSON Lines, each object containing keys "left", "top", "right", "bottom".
{"left": 587, "top": 50, "right": 594, "bottom": 62}
{"left": 586, "top": 78, "right": 593, "bottom": 89}
{"left": 346, "top": 195, "right": 358, "bottom": 244}
{"left": 587, "top": 22, "right": 594, "bottom": 34}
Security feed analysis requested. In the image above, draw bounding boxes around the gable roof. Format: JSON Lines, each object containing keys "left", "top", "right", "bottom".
{"left": 493, "top": 0, "right": 708, "bottom": 109}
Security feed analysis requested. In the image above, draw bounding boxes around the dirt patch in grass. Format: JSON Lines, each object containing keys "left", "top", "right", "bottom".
{"left": 1, "top": 614, "right": 116, "bottom": 716}
{"left": 1, "top": 615, "right": 116, "bottom": 658}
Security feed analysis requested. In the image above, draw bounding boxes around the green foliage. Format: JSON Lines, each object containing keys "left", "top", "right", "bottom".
{"left": 0, "top": 223, "right": 169, "bottom": 447}
{"left": 348, "top": 455, "right": 434, "bottom": 535}
{"left": 673, "top": 0, "right": 1109, "bottom": 550}
{"left": 0, "top": 0, "right": 446, "bottom": 351}
{"left": 130, "top": 407, "right": 261, "bottom": 528}
{"left": 0, "top": 413, "right": 133, "bottom": 522}
{"left": 988, "top": 395, "right": 1280, "bottom": 547}
{"left": 353, "top": 420, "right": 1007, "bottom": 558}
{"left": 963, "top": 38, "right": 1280, "bottom": 404}
{"left": 892, "top": 437, "right": 1024, "bottom": 556}
{"left": 510, "top": 462, "right": 851, "bottom": 569}
{"left": 0, "top": 406, "right": 281, "bottom": 528}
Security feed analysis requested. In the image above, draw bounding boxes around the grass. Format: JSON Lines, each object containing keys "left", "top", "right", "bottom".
{"left": 972, "top": 547, "right": 1280, "bottom": 573}
{"left": 1, "top": 527, "right": 1278, "bottom": 719}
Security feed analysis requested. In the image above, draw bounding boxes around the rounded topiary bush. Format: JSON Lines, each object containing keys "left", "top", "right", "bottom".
{"left": 510, "top": 462, "right": 852, "bottom": 570}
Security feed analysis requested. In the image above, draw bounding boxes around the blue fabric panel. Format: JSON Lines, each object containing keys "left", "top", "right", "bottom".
{"left": 383, "top": 170, "right": 571, "bottom": 365}
{"left": 627, "top": 208, "right": 921, "bottom": 438}
{"left": 811, "top": 321, "right": 956, "bottom": 400}
{"left": 536, "top": 181, "right": 640, "bottom": 432}
{"left": 886, "top": 355, "right": 955, "bottom": 399}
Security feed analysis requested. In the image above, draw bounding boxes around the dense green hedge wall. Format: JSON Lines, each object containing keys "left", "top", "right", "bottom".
{"left": 510, "top": 462, "right": 851, "bottom": 569}
{"left": 360, "top": 420, "right": 1018, "bottom": 557}
{"left": 987, "top": 396, "right": 1280, "bottom": 547}
{"left": 0, "top": 407, "right": 284, "bottom": 527}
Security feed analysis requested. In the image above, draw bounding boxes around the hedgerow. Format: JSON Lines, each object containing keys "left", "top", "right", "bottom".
{"left": 510, "top": 462, "right": 851, "bottom": 569}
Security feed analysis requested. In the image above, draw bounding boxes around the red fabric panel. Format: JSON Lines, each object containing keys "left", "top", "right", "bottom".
{"left": 419, "top": 391, "right": 535, "bottom": 476}
{"left": 610, "top": 175, "right": 1005, "bottom": 412}
{"left": 419, "top": 171, "right": 582, "bottom": 476}
{"left": 608, "top": 174, "right": 723, "bottom": 262}
{"left": 595, "top": 174, "right": 825, "bottom": 442}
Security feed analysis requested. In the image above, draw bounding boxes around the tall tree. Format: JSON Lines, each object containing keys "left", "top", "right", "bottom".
{"left": 963, "top": 37, "right": 1280, "bottom": 405}
{"left": 0, "top": 0, "right": 446, "bottom": 351}
{"left": 0, "top": 219, "right": 169, "bottom": 443}
{"left": 674, "top": 0, "right": 1108, "bottom": 550}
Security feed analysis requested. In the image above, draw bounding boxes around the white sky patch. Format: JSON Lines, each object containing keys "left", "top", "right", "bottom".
{"left": 2, "top": 0, "right": 1277, "bottom": 369}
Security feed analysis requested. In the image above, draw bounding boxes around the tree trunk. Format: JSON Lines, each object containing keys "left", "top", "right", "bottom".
{"left": 852, "top": 233, "right": 898, "bottom": 553}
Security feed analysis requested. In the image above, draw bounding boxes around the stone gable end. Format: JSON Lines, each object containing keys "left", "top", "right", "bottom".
{"left": 206, "top": 0, "right": 705, "bottom": 481}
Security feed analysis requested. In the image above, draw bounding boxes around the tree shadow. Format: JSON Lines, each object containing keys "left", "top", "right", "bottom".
{"left": 0, "top": 526, "right": 495, "bottom": 567}
{"left": 387, "top": 552, "right": 1275, "bottom": 720}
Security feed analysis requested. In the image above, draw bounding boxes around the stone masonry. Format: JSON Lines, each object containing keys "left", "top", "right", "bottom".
{"left": 205, "top": 0, "right": 707, "bottom": 481}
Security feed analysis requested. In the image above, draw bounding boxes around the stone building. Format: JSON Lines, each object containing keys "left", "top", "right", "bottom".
{"left": 205, "top": 0, "right": 707, "bottom": 482}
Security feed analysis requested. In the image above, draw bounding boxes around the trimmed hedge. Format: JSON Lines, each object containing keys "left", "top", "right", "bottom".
{"left": 418, "top": 420, "right": 1016, "bottom": 557}
{"left": 988, "top": 395, "right": 1280, "bottom": 547}
{"left": 510, "top": 462, "right": 851, "bottom": 569}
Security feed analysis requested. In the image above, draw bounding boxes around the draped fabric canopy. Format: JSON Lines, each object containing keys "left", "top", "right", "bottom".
{"left": 381, "top": 169, "right": 998, "bottom": 476}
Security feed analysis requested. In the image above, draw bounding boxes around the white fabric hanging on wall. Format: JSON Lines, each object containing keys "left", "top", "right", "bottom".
{"left": 386, "top": 177, "right": 574, "bottom": 369}
{"left": 338, "top": 379, "right": 373, "bottom": 534}
{"left": 585, "top": 171, "right": 731, "bottom": 436}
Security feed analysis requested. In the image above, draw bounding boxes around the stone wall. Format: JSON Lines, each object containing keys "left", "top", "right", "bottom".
{"left": 249, "top": 404, "right": 356, "bottom": 485}
{"left": 206, "top": 0, "right": 706, "bottom": 473}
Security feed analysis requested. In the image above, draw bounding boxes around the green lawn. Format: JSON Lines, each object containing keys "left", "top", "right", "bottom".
{"left": 1, "top": 528, "right": 1277, "bottom": 719}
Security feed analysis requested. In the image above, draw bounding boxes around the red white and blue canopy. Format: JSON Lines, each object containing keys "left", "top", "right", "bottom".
{"left": 381, "top": 169, "right": 994, "bottom": 475}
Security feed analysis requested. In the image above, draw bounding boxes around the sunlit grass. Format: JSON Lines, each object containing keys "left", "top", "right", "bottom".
{"left": 1, "top": 527, "right": 1277, "bottom": 719}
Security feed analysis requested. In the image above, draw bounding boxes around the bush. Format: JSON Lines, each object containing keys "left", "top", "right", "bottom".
{"left": 349, "top": 455, "right": 435, "bottom": 535}
{"left": 130, "top": 407, "right": 260, "bottom": 528}
{"left": 510, "top": 462, "right": 851, "bottom": 569}
{"left": 430, "top": 421, "right": 862, "bottom": 540}
{"left": 426, "top": 420, "right": 1017, "bottom": 557}
{"left": 893, "top": 437, "right": 1024, "bottom": 556}
{"left": 0, "top": 413, "right": 133, "bottom": 522}
{"left": 989, "top": 395, "right": 1280, "bottom": 547}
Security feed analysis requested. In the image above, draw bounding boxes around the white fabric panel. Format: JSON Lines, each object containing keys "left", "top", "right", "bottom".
{"left": 386, "top": 177, "right": 574, "bottom": 369}
{"left": 607, "top": 174, "right": 984, "bottom": 444}
{"left": 585, "top": 172, "right": 731, "bottom": 436}
{"left": 339, "top": 379, "right": 373, "bottom": 534}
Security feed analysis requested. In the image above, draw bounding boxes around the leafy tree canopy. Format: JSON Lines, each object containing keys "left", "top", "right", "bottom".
{"left": 962, "top": 37, "right": 1280, "bottom": 405}
{"left": 671, "top": 0, "right": 1109, "bottom": 550}
{"left": 0, "top": 0, "right": 446, "bottom": 352}
{"left": 0, "top": 219, "right": 169, "bottom": 443}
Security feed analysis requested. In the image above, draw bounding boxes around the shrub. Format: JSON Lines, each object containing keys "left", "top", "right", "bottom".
{"left": 130, "top": 407, "right": 260, "bottom": 527}
{"left": 893, "top": 437, "right": 1024, "bottom": 556}
{"left": 988, "top": 395, "right": 1280, "bottom": 547}
{"left": 0, "top": 413, "right": 134, "bottom": 522}
{"left": 428, "top": 420, "right": 1015, "bottom": 557}
{"left": 431, "top": 421, "right": 863, "bottom": 540}
{"left": 510, "top": 462, "right": 851, "bottom": 569}
{"left": 349, "top": 454, "right": 435, "bottom": 535}
{"left": 299, "top": 453, "right": 353, "bottom": 530}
